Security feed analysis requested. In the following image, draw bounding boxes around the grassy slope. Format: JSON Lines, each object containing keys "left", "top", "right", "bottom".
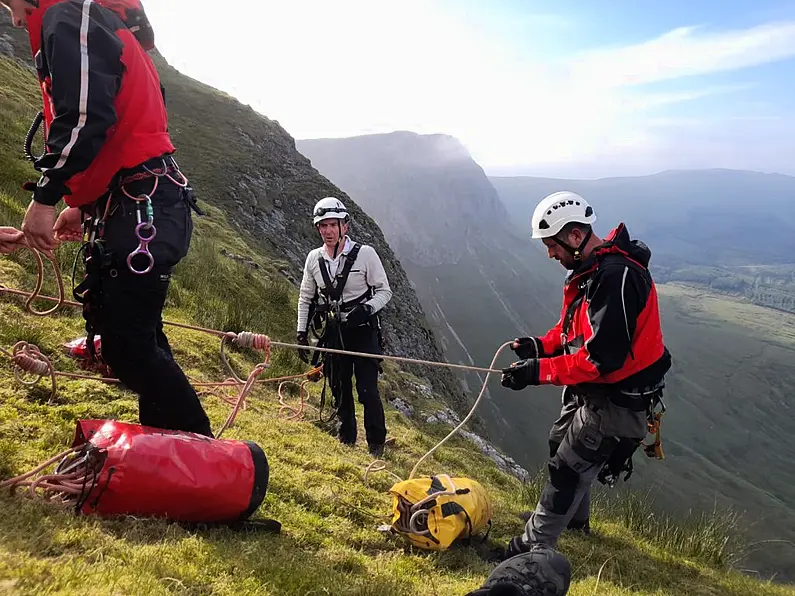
{"left": 1, "top": 56, "right": 794, "bottom": 595}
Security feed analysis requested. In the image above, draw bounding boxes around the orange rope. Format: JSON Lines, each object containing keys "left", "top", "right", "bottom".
{"left": 0, "top": 341, "right": 57, "bottom": 403}
{"left": 0, "top": 243, "right": 66, "bottom": 316}
{"left": 0, "top": 445, "right": 97, "bottom": 504}
{"left": 0, "top": 338, "right": 323, "bottom": 432}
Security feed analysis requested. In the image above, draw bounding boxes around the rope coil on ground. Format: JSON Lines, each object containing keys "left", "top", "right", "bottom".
{"left": 2, "top": 249, "right": 517, "bottom": 491}
{"left": 0, "top": 445, "right": 103, "bottom": 506}
{"left": 0, "top": 341, "right": 57, "bottom": 402}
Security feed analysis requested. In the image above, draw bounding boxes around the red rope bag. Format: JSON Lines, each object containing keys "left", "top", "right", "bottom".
{"left": 71, "top": 419, "right": 269, "bottom": 523}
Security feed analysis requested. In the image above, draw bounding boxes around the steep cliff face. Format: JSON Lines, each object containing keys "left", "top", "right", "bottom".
{"left": 299, "top": 132, "right": 510, "bottom": 267}
{"left": 0, "top": 13, "right": 466, "bottom": 411}
{"left": 297, "top": 132, "right": 565, "bottom": 457}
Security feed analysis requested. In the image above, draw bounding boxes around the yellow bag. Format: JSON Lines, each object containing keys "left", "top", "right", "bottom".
{"left": 388, "top": 474, "right": 492, "bottom": 550}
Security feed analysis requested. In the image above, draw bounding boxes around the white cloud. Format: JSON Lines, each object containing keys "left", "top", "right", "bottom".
{"left": 141, "top": 1, "right": 795, "bottom": 176}
{"left": 568, "top": 22, "right": 795, "bottom": 88}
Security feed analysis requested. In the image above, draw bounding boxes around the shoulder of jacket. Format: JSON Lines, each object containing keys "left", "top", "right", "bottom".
{"left": 305, "top": 247, "right": 325, "bottom": 263}
{"left": 354, "top": 243, "right": 379, "bottom": 257}
{"left": 45, "top": 0, "right": 114, "bottom": 25}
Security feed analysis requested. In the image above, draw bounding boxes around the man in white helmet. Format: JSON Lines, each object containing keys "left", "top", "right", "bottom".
{"left": 296, "top": 197, "right": 393, "bottom": 457}
{"left": 499, "top": 191, "right": 671, "bottom": 559}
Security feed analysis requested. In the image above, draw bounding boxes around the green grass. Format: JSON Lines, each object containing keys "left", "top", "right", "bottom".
{"left": 2, "top": 54, "right": 795, "bottom": 595}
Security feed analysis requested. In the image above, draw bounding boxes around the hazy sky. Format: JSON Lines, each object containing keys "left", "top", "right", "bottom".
{"left": 143, "top": 0, "right": 795, "bottom": 179}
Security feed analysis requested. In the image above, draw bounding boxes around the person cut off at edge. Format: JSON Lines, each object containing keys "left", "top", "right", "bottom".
{"left": 3, "top": 0, "right": 213, "bottom": 436}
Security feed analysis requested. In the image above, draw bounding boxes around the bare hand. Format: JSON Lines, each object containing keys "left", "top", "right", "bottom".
{"left": 21, "top": 200, "right": 58, "bottom": 257}
{"left": 53, "top": 207, "right": 83, "bottom": 243}
{"left": 0, "top": 226, "right": 25, "bottom": 254}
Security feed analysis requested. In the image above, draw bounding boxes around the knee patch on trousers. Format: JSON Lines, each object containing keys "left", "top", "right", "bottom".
{"left": 541, "top": 459, "right": 580, "bottom": 515}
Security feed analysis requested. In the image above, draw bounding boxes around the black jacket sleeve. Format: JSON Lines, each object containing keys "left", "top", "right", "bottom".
{"left": 33, "top": 1, "right": 124, "bottom": 206}
{"left": 584, "top": 261, "right": 649, "bottom": 375}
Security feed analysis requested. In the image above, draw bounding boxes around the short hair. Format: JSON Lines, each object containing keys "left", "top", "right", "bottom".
{"left": 558, "top": 221, "right": 592, "bottom": 238}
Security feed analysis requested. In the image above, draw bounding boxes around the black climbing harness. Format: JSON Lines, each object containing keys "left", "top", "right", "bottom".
{"left": 70, "top": 157, "right": 195, "bottom": 364}
{"left": 305, "top": 242, "right": 382, "bottom": 422}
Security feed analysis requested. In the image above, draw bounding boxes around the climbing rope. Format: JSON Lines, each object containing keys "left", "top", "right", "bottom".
{"left": 0, "top": 444, "right": 102, "bottom": 506}
{"left": 407, "top": 341, "right": 512, "bottom": 479}
{"left": 1, "top": 248, "right": 519, "bottom": 494}
{"left": 0, "top": 242, "right": 65, "bottom": 316}
{"left": 0, "top": 341, "right": 57, "bottom": 403}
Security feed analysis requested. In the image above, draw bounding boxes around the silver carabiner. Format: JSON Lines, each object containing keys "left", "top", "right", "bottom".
{"left": 127, "top": 221, "right": 157, "bottom": 275}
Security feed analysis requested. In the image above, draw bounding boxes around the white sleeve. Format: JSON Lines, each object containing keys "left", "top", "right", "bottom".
{"left": 297, "top": 253, "right": 317, "bottom": 332}
{"left": 362, "top": 246, "right": 393, "bottom": 313}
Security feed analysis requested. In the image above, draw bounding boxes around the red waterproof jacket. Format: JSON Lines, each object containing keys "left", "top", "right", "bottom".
{"left": 23, "top": 0, "right": 174, "bottom": 207}
{"left": 535, "top": 223, "right": 671, "bottom": 390}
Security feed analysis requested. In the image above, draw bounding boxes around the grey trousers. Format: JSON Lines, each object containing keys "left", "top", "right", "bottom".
{"left": 522, "top": 387, "right": 647, "bottom": 547}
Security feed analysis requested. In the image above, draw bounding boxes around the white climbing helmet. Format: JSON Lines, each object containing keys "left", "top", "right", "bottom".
{"left": 312, "top": 197, "right": 349, "bottom": 226}
{"left": 531, "top": 191, "right": 596, "bottom": 239}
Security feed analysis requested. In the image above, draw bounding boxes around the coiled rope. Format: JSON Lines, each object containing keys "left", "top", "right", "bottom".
{"left": 1, "top": 248, "right": 518, "bottom": 496}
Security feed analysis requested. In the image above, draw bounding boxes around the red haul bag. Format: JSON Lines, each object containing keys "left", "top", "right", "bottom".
{"left": 70, "top": 419, "right": 269, "bottom": 523}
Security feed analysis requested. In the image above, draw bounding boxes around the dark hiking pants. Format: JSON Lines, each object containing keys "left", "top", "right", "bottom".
{"left": 328, "top": 324, "right": 386, "bottom": 448}
{"left": 521, "top": 387, "right": 646, "bottom": 547}
{"left": 83, "top": 162, "right": 212, "bottom": 436}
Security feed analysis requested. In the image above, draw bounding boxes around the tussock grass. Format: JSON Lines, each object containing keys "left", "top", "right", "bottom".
{"left": 1, "top": 54, "right": 794, "bottom": 595}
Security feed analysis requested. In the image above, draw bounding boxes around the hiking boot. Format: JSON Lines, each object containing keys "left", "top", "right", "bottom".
{"left": 500, "top": 535, "right": 531, "bottom": 561}
{"left": 368, "top": 443, "right": 385, "bottom": 458}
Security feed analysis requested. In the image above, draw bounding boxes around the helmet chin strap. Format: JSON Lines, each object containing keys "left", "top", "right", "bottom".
{"left": 553, "top": 227, "right": 592, "bottom": 262}
{"left": 332, "top": 220, "right": 343, "bottom": 259}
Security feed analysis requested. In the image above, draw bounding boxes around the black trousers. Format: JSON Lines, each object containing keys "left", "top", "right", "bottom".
{"left": 84, "top": 169, "right": 213, "bottom": 436}
{"left": 327, "top": 324, "right": 386, "bottom": 447}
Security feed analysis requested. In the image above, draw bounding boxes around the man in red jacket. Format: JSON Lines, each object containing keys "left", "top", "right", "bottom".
{"left": 499, "top": 191, "right": 671, "bottom": 559}
{"left": 3, "top": 0, "right": 212, "bottom": 436}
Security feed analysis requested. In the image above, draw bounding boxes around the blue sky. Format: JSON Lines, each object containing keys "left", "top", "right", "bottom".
{"left": 144, "top": 0, "right": 795, "bottom": 178}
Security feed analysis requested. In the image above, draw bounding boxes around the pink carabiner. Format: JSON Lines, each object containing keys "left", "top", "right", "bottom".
{"left": 127, "top": 222, "right": 157, "bottom": 275}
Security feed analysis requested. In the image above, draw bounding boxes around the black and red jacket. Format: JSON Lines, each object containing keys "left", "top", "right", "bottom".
{"left": 23, "top": 0, "right": 174, "bottom": 208}
{"left": 535, "top": 223, "right": 671, "bottom": 390}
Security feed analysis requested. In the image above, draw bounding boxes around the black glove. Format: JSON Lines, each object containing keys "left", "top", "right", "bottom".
{"left": 344, "top": 303, "right": 372, "bottom": 327}
{"left": 512, "top": 337, "right": 541, "bottom": 360}
{"left": 500, "top": 359, "right": 540, "bottom": 391}
{"left": 296, "top": 331, "right": 310, "bottom": 364}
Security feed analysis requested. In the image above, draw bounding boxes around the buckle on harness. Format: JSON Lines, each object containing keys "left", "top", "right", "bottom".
{"left": 643, "top": 395, "right": 666, "bottom": 460}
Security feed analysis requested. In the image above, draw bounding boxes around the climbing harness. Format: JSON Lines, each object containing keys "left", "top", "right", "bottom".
{"left": 597, "top": 384, "right": 667, "bottom": 488}
{"left": 118, "top": 157, "right": 189, "bottom": 275}
{"left": 306, "top": 241, "right": 375, "bottom": 423}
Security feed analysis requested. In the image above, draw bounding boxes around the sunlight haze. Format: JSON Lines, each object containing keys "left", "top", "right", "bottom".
{"left": 143, "top": 0, "right": 795, "bottom": 178}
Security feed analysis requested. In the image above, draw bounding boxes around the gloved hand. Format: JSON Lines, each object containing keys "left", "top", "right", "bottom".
{"left": 501, "top": 359, "right": 540, "bottom": 391}
{"left": 344, "top": 303, "right": 372, "bottom": 327}
{"left": 296, "top": 331, "right": 310, "bottom": 364}
{"left": 511, "top": 337, "right": 541, "bottom": 360}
